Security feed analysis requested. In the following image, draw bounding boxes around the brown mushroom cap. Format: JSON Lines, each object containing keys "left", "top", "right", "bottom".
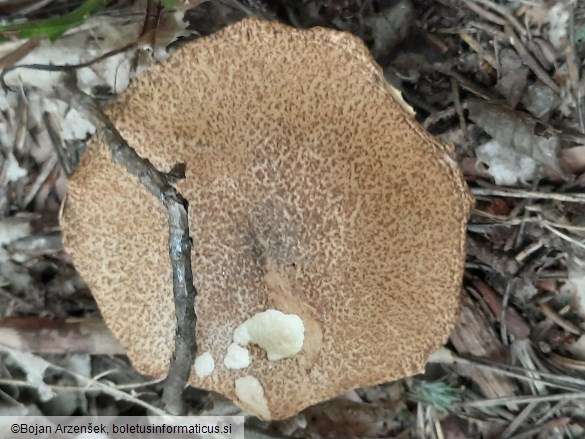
{"left": 62, "top": 18, "right": 473, "bottom": 420}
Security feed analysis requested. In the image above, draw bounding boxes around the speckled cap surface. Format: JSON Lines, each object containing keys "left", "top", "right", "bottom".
{"left": 62, "top": 18, "right": 473, "bottom": 420}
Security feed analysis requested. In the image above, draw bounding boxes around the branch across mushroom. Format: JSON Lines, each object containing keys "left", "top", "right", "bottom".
{"left": 61, "top": 18, "right": 473, "bottom": 420}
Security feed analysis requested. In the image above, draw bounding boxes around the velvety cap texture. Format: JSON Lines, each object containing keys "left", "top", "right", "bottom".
{"left": 62, "top": 18, "right": 473, "bottom": 420}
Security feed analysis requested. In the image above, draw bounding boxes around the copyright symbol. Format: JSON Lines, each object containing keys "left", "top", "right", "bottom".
{"left": 11, "top": 424, "right": 19, "bottom": 433}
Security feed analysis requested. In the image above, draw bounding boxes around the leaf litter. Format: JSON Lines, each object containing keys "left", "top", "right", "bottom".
{"left": 1, "top": 0, "right": 585, "bottom": 437}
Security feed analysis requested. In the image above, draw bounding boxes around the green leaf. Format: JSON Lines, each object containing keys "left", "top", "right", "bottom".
{"left": 408, "top": 380, "right": 463, "bottom": 413}
{"left": 578, "top": 25, "right": 585, "bottom": 42}
{"left": 158, "top": 0, "right": 180, "bottom": 7}
{"left": 0, "top": 0, "right": 111, "bottom": 42}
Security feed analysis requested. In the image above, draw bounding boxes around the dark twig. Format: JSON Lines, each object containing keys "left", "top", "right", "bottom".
{"left": 56, "top": 76, "right": 197, "bottom": 415}
{"left": 0, "top": 36, "right": 45, "bottom": 69}
{"left": 0, "top": 343, "right": 168, "bottom": 416}
{"left": 450, "top": 77, "right": 469, "bottom": 154}
{"left": 431, "top": 349, "right": 585, "bottom": 392}
{"left": 433, "top": 62, "right": 501, "bottom": 100}
{"left": 0, "top": 42, "right": 136, "bottom": 90}
{"left": 459, "top": 31, "right": 497, "bottom": 68}
{"left": 42, "top": 111, "right": 85, "bottom": 176}
{"left": 0, "top": 317, "right": 125, "bottom": 355}
{"left": 136, "top": 0, "right": 162, "bottom": 49}
{"left": 471, "top": 187, "right": 585, "bottom": 203}
{"left": 0, "top": 0, "right": 169, "bottom": 91}
{"left": 461, "top": 0, "right": 507, "bottom": 27}
{"left": 469, "top": 0, "right": 526, "bottom": 37}
{"left": 567, "top": 2, "right": 584, "bottom": 134}
{"left": 504, "top": 26, "right": 560, "bottom": 94}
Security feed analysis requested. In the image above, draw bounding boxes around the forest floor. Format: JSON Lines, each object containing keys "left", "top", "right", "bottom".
{"left": 1, "top": 0, "right": 585, "bottom": 438}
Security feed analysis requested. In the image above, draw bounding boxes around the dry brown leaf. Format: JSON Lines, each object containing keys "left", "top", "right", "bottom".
{"left": 303, "top": 398, "right": 403, "bottom": 438}
{"left": 441, "top": 415, "right": 472, "bottom": 439}
{"left": 472, "top": 278, "right": 531, "bottom": 340}
{"left": 450, "top": 295, "right": 519, "bottom": 404}
{"left": 495, "top": 48, "right": 528, "bottom": 108}
{"left": 0, "top": 317, "right": 125, "bottom": 355}
{"left": 468, "top": 99, "right": 563, "bottom": 175}
{"left": 522, "top": 82, "right": 560, "bottom": 120}
{"left": 0, "top": 36, "right": 44, "bottom": 69}
{"left": 560, "top": 146, "right": 585, "bottom": 175}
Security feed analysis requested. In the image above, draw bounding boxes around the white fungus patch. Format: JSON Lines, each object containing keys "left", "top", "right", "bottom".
{"left": 233, "top": 309, "right": 305, "bottom": 361}
{"left": 194, "top": 352, "right": 215, "bottom": 378}
{"left": 42, "top": 99, "right": 96, "bottom": 141}
{"left": 0, "top": 219, "right": 32, "bottom": 290}
{"left": 223, "top": 343, "right": 250, "bottom": 370}
{"left": 234, "top": 376, "right": 271, "bottom": 420}
{"left": 569, "top": 261, "right": 585, "bottom": 320}
{"left": 3, "top": 153, "right": 27, "bottom": 183}
{"left": 4, "top": 349, "right": 55, "bottom": 402}
{"left": 443, "top": 153, "right": 458, "bottom": 170}
{"left": 476, "top": 139, "right": 537, "bottom": 186}
{"left": 548, "top": 3, "right": 569, "bottom": 50}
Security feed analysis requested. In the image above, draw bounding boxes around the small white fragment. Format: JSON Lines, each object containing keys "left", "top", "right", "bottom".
{"left": 443, "top": 153, "right": 458, "bottom": 169}
{"left": 4, "top": 349, "right": 54, "bottom": 402}
{"left": 426, "top": 347, "right": 457, "bottom": 365}
{"left": 0, "top": 87, "right": 16, "bottom": 112}
{"left": 387, "top": 83, "right": 415, "bottom": 117}
{"left": 61, "top": 108, "right": 96, "bottom": 141}
{"left": 194, "top": 352, "right": 215, "bottom": 378}
{"left": 223, "top": 343, "right": 250, "bottom": 370}
{"left": 5, "top": 153, "right": 27, "bottom": 183}
{"left": 234, "top": 375, "right": 271, "bottom": 420}
{"left": 569, "top": 261, "right": 585, "bottom": 320}
{"left": 548, "top": 3, "right": 569, "bottom": 49}
{"left": 0, "top": 220, "right": 30, "bottom": 247}
{"left": 476, "top": 140, "right": 537, "bottom": 186}
{"left": 233, "top": 309, "right": 305, "bottom": 361}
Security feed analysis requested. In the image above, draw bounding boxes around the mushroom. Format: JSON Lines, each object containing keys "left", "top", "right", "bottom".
{"left": 61, "top": 18, "right": 473, "bottom": 420}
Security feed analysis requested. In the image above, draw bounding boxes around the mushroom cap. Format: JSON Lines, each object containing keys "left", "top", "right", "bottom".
{"left": 62, "top": 18, "right": 473, "bottom": 420}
